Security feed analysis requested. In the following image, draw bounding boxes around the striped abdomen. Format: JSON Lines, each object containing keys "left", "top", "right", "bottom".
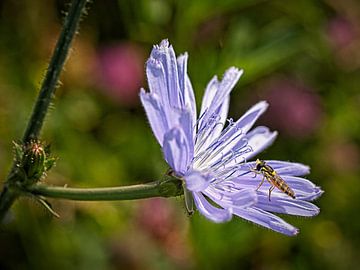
{"left": 267, "top": 172, "right": 295, "bottom": 199}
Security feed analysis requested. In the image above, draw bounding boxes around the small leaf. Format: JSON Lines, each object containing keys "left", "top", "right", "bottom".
{"left": 45, "top": 158, "right": 57, "bottom": 171}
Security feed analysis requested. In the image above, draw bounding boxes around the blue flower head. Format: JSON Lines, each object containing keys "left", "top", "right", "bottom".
{"left": 140, "top": 39, "right": 323, "bottom": 236}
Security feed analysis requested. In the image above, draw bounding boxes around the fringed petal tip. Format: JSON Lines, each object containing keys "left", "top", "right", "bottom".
{"left": 306, "top": 186, "right": 324, "bottom": 201}
{"left": 226, "top": 67, "right": 244, "bottom": 78}
{"left": 150, "top": 39, "right": 176, "bottom": 61}
{"left": 177, "top": 52, "right": 188, "bottom": 61}
{"left": 291, "top": 228, "right": 300, "bottom": 236}
{"left": 253, "top": 100, "right": 269, "bottom": 111}
{"left": 233, "top": 207, "right": 299, "bottom": 236}
{"left": 313, "top": 206, "right": 320, "bottom": 216}
{"left": 154, "top": 39, "right": 169, "bottom": 50}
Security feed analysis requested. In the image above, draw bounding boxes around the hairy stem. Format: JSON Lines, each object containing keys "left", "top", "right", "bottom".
{"left": 0, "top": 0, "right": 89, "bottom": 222}
{"left": 23, "top": 0, "right": 88, "bottom": 141}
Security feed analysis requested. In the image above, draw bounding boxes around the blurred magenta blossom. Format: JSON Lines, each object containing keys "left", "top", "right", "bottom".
{"left": 327, "top": 16, "right": 356, "bottom": 49}
{"left": 262, "top": 78, "right": 323, "bottom": 138}
{"left": 326, "top": 15, "right": 360, "bottom": 69}
{"left": 136, "top": 198, "right": 190, "bottom": 264}
{"left": 96, "top": 43, "right": 145, "bottom": 105}
{"left": 326, "top": 140, "right": 360, "bottom": 173}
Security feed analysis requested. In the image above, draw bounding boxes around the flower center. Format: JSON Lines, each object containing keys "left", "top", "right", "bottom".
{"left": 190, "top": 111, "right": 253, "bottom": 182}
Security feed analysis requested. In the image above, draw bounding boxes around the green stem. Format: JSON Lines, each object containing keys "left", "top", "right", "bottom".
{"left": 0, "top": 187, "right": 18, "bottom": 221}
{"left": 27, "top": 179, "right": 183, "bottom": 201}
{"left": 0, "top": 0, "right": 89, "bottom": 222}
{"left": 23, "top": 0, "right": 88, "bottom": 141}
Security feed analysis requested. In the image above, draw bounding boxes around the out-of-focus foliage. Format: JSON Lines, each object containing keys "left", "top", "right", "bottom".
{"left": 0, "top": 0, "right": 359, "bottom": 269}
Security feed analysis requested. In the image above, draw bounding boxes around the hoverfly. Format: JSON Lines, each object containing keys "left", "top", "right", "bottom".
{"left": 252, "top": 159, "right": 295, "bottom": 201}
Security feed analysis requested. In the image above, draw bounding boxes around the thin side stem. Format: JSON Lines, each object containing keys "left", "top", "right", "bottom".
{"left": 29, "top": 183, "right": 162, "bottom": 201}
{"left": 28, "top": 179, "right": 183, "bottom": 201}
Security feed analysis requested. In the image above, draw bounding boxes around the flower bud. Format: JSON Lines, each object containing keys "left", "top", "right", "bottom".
{"left": 22, "top": 141, "right": 47, "bottom": 182}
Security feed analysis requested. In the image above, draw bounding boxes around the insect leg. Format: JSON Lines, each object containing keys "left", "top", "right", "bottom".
{"left": 256, "top": 175, "right": 266, "bottom": 191}
{"left": 252, "top": 171, "right": 258, "bottom": 178}
{"left": 268, "top": 186, "right": 275, "bottom": 201}
{"left": 250, "top": 167, "right": 260, "bottom": 178}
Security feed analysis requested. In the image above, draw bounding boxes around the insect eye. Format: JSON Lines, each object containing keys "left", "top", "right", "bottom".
{"left": 256, "top": 164, "right": 262, "bottom": 171}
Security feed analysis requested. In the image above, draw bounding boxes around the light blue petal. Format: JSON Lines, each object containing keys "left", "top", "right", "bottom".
{"left": 233, "top": 207, "right": 299, "bottom": 236}
{"left": 225, "top": 174, "right": 322, "bottom": 201}
{"left": 184, "top": 171, "right": 210, "bottom": 192}
{"left": 140, "top": 89, "right": 169, "bottom": 146}
{"left": 199, "top": 67, "right": 243, "bottom": 130}
{"left": 148, "top": 40, "right": 182, "bottom": 109}
{"left": 267, "top": 161, "right": 311, "bottom": 176}
{"left": 179, "top": 109, "right": 195, "bottom": 160}
{"left": 177, "top": 53, "right": 197, "bottom": 124}
{"left": 281, "top": 176, "right": 324, "bottom": 201}
{"left": 246, "top": 160, "right": 311, "bottom": 176}
{"left": 205, "top": 187, "right": 257, "bottom": 208}
{"left": 255, "top": 194, "right": 320, "bottom": 216}
{"left": 233, "top": 100, "right": 269, "bottom": 134}
{"left": 199, "top": 75, "right": 218, "bottom": 119}
{"left": 146, "top": 58, "right": 169, "bottom": 104}
{"left": 195, "top": 96, "right": 230, "bottom": 155}
{"left": 299, "top": 188, "right": 324, "bottom": 201}
{"left": 193, "top": 192, "right": 233, "bottom": 223}
{"left": 241, "top": 127, "right": 278, "bottom": 161}
{"left": 216, "top": 101, "right": 269, "bottom": 144}
{"left": 163, "top": 127, "right": 190, "bottom": 175}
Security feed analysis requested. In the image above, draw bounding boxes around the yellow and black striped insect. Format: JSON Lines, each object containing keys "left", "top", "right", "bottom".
{"left": 252, "top": 159, "right": 296, "bottom": 201}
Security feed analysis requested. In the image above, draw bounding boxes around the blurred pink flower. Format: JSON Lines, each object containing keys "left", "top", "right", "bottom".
{"left": 327, "top": 16, "right": 356, "bottom": 49}
{"left": 136, "top": 198, "right": 191, "bottom": 266}
{"left": 326, "top": 140, "right": 360, "bottom": 173}
{"left": 326, "top": 15, "right": 360, "bottom": 70}
{"left": 96, "top": 43, "right": 145, "bottom": 105}
{"left": 136, "top": 198, "right": 175, "bottom": 242}
{"left": 261, "top": 78, "right": 323, "bottom": 138}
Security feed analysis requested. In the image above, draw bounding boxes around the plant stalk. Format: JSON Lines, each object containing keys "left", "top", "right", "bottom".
{"left": 0, "top": 0, "right": 89, "bottom": 222}
{"left": 28, "top": 178, "right": 183, "bottom": 201}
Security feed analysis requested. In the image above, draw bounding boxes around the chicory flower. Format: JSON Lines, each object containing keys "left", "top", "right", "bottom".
{"left": 140, "top": 39, "right": 323, "bottom": 236}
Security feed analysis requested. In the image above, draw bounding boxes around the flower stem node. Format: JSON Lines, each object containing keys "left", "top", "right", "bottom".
{"left": 158, "top": 175, "right": 183, "bottom": 198}
{"left": 13, "top": 141, "right": 56, "bottom": 185}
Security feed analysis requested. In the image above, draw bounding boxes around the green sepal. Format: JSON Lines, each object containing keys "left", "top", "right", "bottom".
{"left": 45, "top": 157, "right": 57, "bottom": 171}
{"left": 183, "top": 184, "right": 194, "bottom": 216}
{"left": 13, "top": 141, "right": 24, "bottom": 164}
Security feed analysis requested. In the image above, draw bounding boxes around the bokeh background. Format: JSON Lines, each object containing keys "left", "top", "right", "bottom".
{"left": 0, "top": 0, "right": 359, "bottom": 269}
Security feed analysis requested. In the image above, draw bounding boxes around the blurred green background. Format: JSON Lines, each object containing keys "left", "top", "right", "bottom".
{"left": 1, "top": 0, "right": 360, "bottom": 269}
